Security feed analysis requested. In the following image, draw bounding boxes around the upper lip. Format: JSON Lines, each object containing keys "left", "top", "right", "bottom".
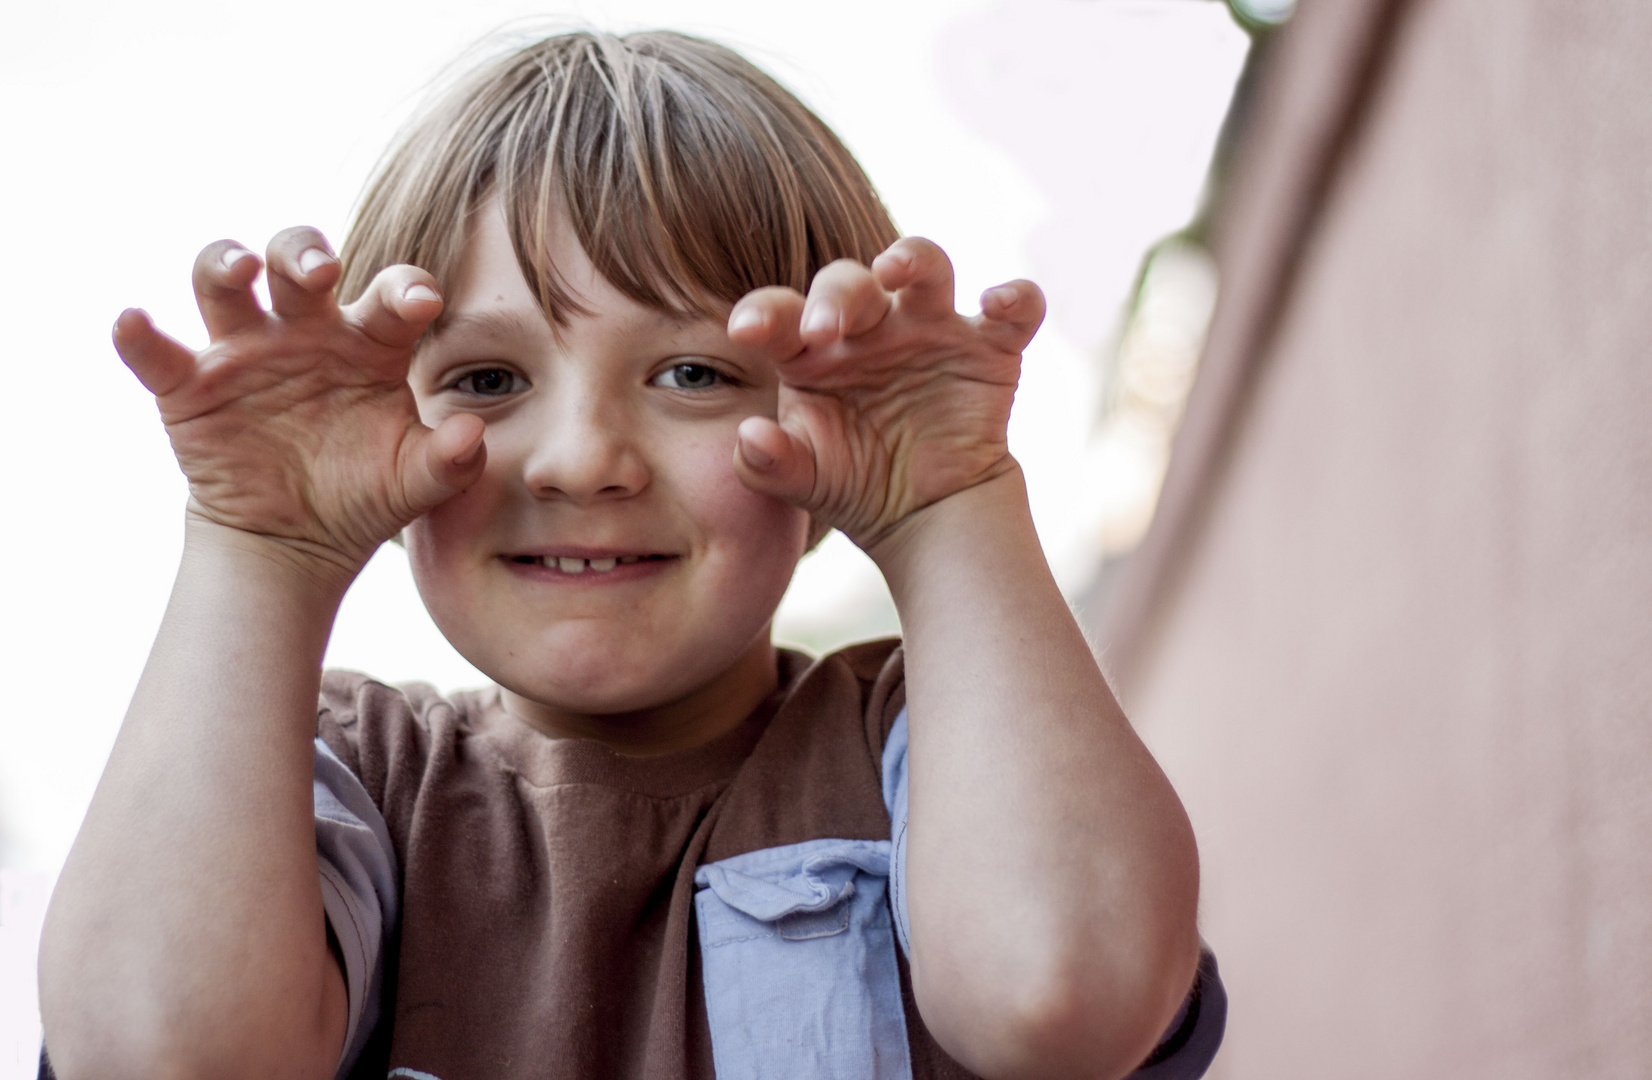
{"left": 504, "top": 545, "right": 677, "bottom": 560}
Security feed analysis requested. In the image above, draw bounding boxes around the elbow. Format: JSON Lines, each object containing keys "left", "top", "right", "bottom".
{"left": 41, "top": 1017, "right": 199, "bottom": 1080}
{"left": 40, "top": 993, "right": 212, "bottom": 1080}
{"left": 912, "top": 922, "right": 1201, "bottom": 1080}
{"left": 39, "top": 946, "right": 343, "bottom": 1080}
{"left": 42, "top": 1006, "right": 338, "bottom": 1080}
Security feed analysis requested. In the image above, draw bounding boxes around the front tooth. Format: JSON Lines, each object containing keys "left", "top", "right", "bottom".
{"left": 558, "top": 556, "right": 586, "bottom": 574}
{"left": 589, "top": 557, "right": 617, "bottom": 572}
{"left": 617, "top": 555, "right": 640, "bottom": 564}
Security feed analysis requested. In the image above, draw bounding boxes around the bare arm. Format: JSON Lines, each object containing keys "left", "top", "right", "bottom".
{"left": 871, "top": 471, "right": 1199, "bottom": 1080}
{"left": 730, "top": 240, "right": 1200, "bottom": 1079}
{"left": 41, "top": 525, "right": 353, "bottom": 1080}
{"left": 38, "top": 229, "right": 483, "bottom": 1080}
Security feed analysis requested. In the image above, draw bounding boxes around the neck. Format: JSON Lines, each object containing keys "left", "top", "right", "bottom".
{"left": 498, "top": 637, "right": 780, "bottom": 756}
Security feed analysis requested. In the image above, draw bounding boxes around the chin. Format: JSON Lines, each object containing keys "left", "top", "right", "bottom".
{"left": 511, "top": 671, "right": 679, "bottom": 717}
{"left": 493, "top": 635, "right": 727, "bottom": 717}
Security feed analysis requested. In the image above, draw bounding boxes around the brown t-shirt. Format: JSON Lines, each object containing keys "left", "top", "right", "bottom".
{"left": 317, "top": 639, "right": 981, "bottom": 1080}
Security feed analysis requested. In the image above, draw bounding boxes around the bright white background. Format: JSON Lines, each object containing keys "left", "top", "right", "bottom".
{"left": 0, "top": 1, "right": 1247, "bottom": 1070}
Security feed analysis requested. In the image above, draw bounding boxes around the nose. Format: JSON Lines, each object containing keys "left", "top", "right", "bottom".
{"left": 517, "top": 388, "right": 650, "bottom": 504}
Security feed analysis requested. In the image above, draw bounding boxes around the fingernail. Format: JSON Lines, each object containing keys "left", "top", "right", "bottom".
{"left": 728, "top": 307, "right": 763, "bottom": 335}
{"left": 740, "top": 440, "right": 775, "bottom": 470}
{"left": 298, "top": 247, "right": 333, "bottom": 276}
{"left": 111, "top": 308, "right": 144, "bottom": 340}
{"left": 404, "top": 284, "right": 441, "bottom": 303}
{"left": 221, "top": 247, "right": 256, "bottom": 272}
{"left": 801, "top": 305, "right": 836, "bottom": 337}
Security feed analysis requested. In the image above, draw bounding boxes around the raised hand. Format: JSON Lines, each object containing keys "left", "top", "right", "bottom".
{"left": 114, "top": 227, "right": 486, "bottom": 579}
{"left": 726, "top": 237, "right": 1044, "bottom": 552}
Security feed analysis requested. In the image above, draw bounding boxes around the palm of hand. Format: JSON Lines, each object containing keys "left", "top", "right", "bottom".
{"left": 730, "top": 238, "right": 1044, "bottom": 551}
{"left": 115, "top": 229, "right": 483, "bottom": 574}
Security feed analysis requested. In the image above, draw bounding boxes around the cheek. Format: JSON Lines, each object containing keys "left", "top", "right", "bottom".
{"left": 673, "top": 433, "right": 809, "bottom": 598}
{"left": 402, "top": 466, "right": 506, "bottom": 613}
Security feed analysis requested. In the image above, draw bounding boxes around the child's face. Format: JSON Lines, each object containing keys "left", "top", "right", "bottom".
{"left": 402, "top": 202, "right": 810, "bottom": 741}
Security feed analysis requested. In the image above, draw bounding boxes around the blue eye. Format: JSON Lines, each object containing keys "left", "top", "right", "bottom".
{"left": 453, "top": 368, "right": 523, "bottom": 396}
{"left": 653, "top": 363, "right": 721, "bottom": 390}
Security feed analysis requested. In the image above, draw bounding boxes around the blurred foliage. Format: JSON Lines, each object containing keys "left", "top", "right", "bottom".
{"left": 1222, "top": 0, "right": 1296, "bottom": 33}
{"left": 1087, "top": 0, "right": 1295, "bottom": 570}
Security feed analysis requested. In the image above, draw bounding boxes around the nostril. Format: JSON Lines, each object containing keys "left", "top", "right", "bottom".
{"left": 520, "top": 443, "right": 649, "bottom": 502}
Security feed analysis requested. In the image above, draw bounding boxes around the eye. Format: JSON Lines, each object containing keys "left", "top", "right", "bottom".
{"left": 651, "top": 363, "right": 722, "bottom": 391}
{"left": 451, "top": 368, "right": 525, "bottom": 397}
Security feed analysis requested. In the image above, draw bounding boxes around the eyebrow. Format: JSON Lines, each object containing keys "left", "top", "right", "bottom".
{"left": 434, "top": 302, "right": 730, "bottom": 349}
{"left": 430, "top": 308, "right": 551, "bottom": 338}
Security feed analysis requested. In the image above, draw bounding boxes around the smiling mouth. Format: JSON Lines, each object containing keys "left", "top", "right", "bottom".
{"left": 507, "top": 554, "right": 673, "bottom": 575}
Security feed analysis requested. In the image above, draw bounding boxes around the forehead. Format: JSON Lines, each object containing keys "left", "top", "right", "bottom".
{"left": 433, "top": 201, "right": 727, "bottom": 346}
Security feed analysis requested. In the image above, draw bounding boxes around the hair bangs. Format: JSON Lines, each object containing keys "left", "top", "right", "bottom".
{"left": 338, "top": 30, "right": 899, "bottom": 327}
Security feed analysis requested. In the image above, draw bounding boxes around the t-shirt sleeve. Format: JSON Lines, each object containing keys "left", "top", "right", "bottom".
{"left": 879, "top": 707, "right": 1227, "bottom": 1079}
{"left": 880, "top": 706, "right": 913, "bottom": 958}
{"left": 313, "top": 736, "right": 399, "bottom": 1079}
{"left": 1125, "top": 949, "right": 1227, "bottom": 1079}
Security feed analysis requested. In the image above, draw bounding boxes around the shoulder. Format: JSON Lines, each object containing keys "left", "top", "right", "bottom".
{"left": 318, "top": 669, "right": 473, "bottom": 721}
{"left": 821, "top": 636, "right": 903, "bottom": 683}
{"left": 783, "top": 637, "right": 905, "bottom": 752}
{"left": 316, "top": 670, "right": 493, "bottom": 816}
{"left": 318, "top": 671, "right": 491, "bottom": 738}
{"left": 703, "top": 639, "right": 905, "bottom": 862}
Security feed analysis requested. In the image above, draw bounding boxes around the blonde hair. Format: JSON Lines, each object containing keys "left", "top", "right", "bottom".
{"left": 338, "top": 30, "right": 899, "bottom": 321}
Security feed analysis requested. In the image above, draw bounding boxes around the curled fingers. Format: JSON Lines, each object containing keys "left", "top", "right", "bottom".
{"left": 403, "top": 413, "right": 488, "bottom": 514}
{"left": 193, "top": 240, "right": 265, "bottom": 339}
{"left": 871, "top": 237, "right": 956, "bottom": 318}
{"left": 265, "top": 226, "right": 342, "bottom": 320}
{"left": 976, "top": 279, "right": 1046, "bottom": 353}
{"left": 801, "top": 260, "right": 891, "bottom": 346}
{"left": 729, "top": 287, "right": 807, "bottom": 361}
{"left": 113, "top": 309, "right": 197, "bottom": 397}
{"left": 343, "top": 265, "right": 444, "bottom": 349}
{"left": 732, "top": 414, "right": 819, "bottom": 508}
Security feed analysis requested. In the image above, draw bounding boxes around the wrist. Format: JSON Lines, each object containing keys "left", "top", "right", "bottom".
{"left": 864, "top": 463, "right": 1035, "bottom": 590}
{"left": 181, "top": 511, "right": 363, "bottom": 607}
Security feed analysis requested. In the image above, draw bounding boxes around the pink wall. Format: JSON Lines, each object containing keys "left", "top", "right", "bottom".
{"left": 1100, "top": 1, "right": 1652, "bottom": 1075}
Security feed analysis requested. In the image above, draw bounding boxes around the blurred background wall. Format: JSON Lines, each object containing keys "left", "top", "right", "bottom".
{"left": 1092, "top": 0, "right": 1652, "bottom": 1075}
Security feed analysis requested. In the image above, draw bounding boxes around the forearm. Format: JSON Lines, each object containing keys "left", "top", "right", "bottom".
{"left": 872, "top": 468, "right": 1200, "bottom": 1080}
{"left": 40, "top": 518, "right": 352, "bottom": 1080}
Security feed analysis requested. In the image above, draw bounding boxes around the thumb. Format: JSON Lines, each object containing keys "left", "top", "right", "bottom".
{"left": 733, "top": 416, "right": 818, "bottom": 508}
{"left": 401, "top": 413, "right": 487, "bottom": 514}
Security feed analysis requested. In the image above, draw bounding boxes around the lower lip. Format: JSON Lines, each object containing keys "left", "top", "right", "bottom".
{"left": 500, "top": 556, "right": 678, "bottom": 584}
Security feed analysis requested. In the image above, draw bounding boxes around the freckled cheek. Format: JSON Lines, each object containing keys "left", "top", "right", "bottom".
{"left": 681, "top": 449, "right": 809, "bottom": 599}
{"left": 402, "top": 471, "right": 509, "bottom": 612}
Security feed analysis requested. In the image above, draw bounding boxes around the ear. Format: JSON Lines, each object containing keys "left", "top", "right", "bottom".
{"left": 806, "top": 516, "right": 833, "bottom": 552}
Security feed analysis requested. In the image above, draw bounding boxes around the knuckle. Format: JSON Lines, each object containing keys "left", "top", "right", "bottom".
{"left": 749, "top": 284, "right": 801, "bottom": 304}
{"left": 273, "top": 224, "right": 326, "bottom": 247}
{"left": 196, "top": 239, "right": 233, "bottom": 264}
{"left": 268, "top": 226, "right": 334, "bottom": 268}
{"left": 194, "top": 240, "right": 240, "bottom": 281}
{"left": 367, "top": 265, "right": 428, "bottom": 305}
{"left": 365, "top": 267, "right": 404, "bottom": 296}
{"left": 898, "top": 235, "right": 944, "bottom": 261}
{"left": 816, "top": 259, "right": 868, "bottom": 287}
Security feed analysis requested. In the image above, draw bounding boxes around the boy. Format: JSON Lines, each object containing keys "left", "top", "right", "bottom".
{"left": 39, "top": 30, "right": 1222, "bottom": 1080}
